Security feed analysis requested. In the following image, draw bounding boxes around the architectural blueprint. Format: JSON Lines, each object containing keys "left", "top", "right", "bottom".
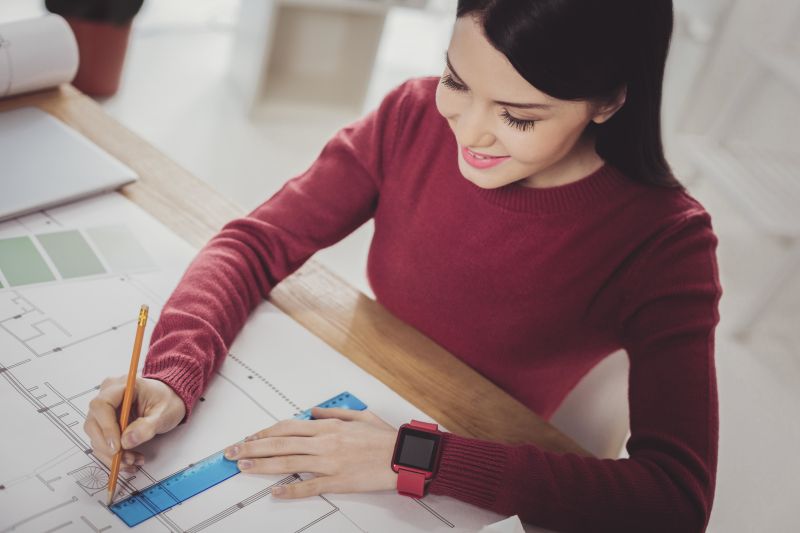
{"left": 0, "top": 193, "right": 518, "bottom": 532}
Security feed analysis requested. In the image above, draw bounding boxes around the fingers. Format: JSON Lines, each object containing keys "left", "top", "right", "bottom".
{"left": 121, "top": 414, "right": 159, "bottom": 450}
{"left": 85, "top": 377, "right": 128, "bottom": 465}
{"left": 85, "top": 375, "right": 186, "bottom": 476}
{"left": 85, "top": 416, "right": 143, "bottom": 470}
{"left": 225, "top": 436, "right": 323, "bottom": 461}
{"left": 227, "top": 409, "right": 397, "bottom": 499}
{"left": 237, "top": 455, "right": 330, "bottom": 476}
{"left": 91, "top": 446, "right": 143, "bottom": 469}
{"left": 247, "top": 419, "right": 331, "bottom": 440}
{"left": 118, "top": 451, "right": 144, "bottom": 474}
{"left": 311, "top": 408, "right": 391, "bottom": 431}
{"left": 247, "top": 409, "right": 375, "bottom": 442}
{"left": 310, "top": 407, "right": 366, "bottom": 422}
{"left": 86, "top": 378, "right": 127, "bottom": 453}
{"left": 84, "top": 417, "right": 112, "bottom": 462}
{"left": 119, "top": 379, "right": 183, "bottom": 449}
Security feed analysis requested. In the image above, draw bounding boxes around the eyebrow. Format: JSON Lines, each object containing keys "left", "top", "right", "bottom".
{"left": 445, "top": 53, "right": 554, "bottom": 110}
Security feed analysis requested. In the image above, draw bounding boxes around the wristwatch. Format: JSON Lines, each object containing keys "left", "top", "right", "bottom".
{"left": 391, "top": 420, "right": 444, "bottom": 498}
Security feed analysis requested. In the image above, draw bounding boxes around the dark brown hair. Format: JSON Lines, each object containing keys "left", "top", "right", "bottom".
{"left": 457, "top": 0, "right": 680, "bottom": 187}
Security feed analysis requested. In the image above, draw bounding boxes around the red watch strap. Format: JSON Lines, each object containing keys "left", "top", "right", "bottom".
{"left": 393, "top": 420, "right": 441, "bottom": 498}
{"left": 409, "top": 420, "right": 438, "bottom": 431}
{"left": 397, "top": 469, "right": 427, "bottom": 498}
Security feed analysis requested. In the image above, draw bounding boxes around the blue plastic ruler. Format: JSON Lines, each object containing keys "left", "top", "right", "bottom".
{"left": 109, "top": 391, "right": 367, "bottom": 527}
{"left": 292, "top": 391, "right": 368, "bottom": 420}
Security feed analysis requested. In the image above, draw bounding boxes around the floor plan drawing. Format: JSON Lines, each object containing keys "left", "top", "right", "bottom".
{"left": 0, "top": 194, "right": 513, "bottom": 532}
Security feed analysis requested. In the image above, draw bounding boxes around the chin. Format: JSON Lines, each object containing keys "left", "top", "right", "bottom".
{"left": 458, "top": 160, "right": 519, "bottom": 190}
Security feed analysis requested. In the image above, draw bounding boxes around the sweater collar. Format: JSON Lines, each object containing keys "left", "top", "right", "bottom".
{"left": 464, "top": 163, "right": 629, "bottom": 215}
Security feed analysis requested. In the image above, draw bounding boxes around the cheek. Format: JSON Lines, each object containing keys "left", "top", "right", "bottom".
{"left": 435, "top": 84, "right": 459, "bottom": 122}
{"left": 503, "top": 122, "right": 581, "bottom": 165}
{"left": 499, "top": 130, "right": 549, "bottom": 164}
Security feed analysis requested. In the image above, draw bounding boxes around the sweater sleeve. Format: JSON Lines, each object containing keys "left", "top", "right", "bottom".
{"left": 429, "top": 209, "right": 723, "bottom": 532}
{"left": 142, "top": 82, "right": 413, "bottom": 415}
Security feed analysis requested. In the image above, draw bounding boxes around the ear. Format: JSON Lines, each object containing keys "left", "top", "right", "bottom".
{"left": 592, "top": 86, "right": 627, "bottom": 124}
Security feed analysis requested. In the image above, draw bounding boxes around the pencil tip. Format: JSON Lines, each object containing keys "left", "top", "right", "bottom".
{"left": 106, "top": 494, "right": 113, "bottom": 506}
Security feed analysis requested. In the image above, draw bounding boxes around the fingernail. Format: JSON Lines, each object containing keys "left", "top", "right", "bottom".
{"left": 135, "top": 457, "right": 144, "bottom": 466}
{"left": 108, "top": 439, "right": 115, "bottom": 452}
{"left": 124, "top": 455, "right": 135, "bottom": 465}
{"left": 238, "top": 459, "right": 252, "bottom": 470}
{"left": 225, "top": 445, "right": 240, "bottom": 459}
{"left": 123, "top": 432, "right": 139, "bottom": 448}
{"left": 272, "top": 486, "right": 284, "bottom": 496}
{"left": 244, "top": 434, "right": 257, "bottom": 442}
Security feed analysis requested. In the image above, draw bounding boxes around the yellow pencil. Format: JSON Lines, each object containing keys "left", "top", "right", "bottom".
{"left": 107, "top": 304, "right": 149, "bottom": 506}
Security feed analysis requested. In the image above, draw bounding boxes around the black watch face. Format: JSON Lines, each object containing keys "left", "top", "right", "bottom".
{"left": 395, "top": 428, "right": 441, "bottom": 471}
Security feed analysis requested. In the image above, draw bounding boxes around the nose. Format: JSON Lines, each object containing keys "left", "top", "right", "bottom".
{"left": 452, "top": 104, "right": 495, "bottom": 148}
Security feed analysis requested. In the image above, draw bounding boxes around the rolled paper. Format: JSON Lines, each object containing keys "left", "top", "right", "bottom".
{"left": 0, "top": 14, "right": 79, "bottom": 98}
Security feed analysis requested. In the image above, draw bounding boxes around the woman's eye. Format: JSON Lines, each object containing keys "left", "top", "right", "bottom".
{"left": 440, "top": 74, "right": 467, "bottom": 92}
{"left": 500, "top": 109, "right": 537, "bottom": 132}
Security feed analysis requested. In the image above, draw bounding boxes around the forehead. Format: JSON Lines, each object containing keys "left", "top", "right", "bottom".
{"left": 448, "top": 16, "right": 557, "bottom": 105}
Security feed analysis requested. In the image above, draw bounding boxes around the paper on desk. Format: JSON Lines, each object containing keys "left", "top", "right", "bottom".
{"left": 0, "top": 192, "right": 512, "bottom": 532}
{"left": 480, "top": 515, "right": 526, "bottom": 533}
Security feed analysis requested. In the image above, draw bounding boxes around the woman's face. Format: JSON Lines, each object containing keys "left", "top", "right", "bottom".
{"left": 436, "top": 16, "right": 618, "bottom": 189}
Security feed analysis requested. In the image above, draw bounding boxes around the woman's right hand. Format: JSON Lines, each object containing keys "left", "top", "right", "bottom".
{"left": 83, "top": 376, "right": 186, "bottom": 473}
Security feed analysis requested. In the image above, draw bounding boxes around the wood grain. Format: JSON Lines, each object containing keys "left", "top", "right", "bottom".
{"left": 2, "top": 84, "right": 589, "bottom": 455}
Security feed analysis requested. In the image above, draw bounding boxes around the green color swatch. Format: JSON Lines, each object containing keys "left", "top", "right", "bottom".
{"left": 36, "top": 230, "right": 106, "bottom": 279}
{"left": 87, "top": 226, "right": 154, "bottom": 272}
{"left": 0, "top": 236, "right": 56, "bottom": 286}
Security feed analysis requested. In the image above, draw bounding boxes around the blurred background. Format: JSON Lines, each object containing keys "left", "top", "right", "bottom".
{"left": 2, "top": 0, "right": 798, "bottom": 530}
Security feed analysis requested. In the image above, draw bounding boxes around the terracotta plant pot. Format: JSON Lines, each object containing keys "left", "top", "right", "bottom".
{"left": 65, "top": 16, "right": 132, "bottom": 97}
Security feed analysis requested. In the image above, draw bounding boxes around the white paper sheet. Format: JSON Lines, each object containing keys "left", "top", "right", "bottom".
{"left": 0, "top": 15, "right": 79, "bottom": 98}
{"left": 0, "top": 193, "right": 521, "bottom": 532}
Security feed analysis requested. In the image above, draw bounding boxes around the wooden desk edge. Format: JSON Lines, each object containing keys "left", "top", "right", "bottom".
{"left": 2, "top": 85, "right": 590, "bottom": 456}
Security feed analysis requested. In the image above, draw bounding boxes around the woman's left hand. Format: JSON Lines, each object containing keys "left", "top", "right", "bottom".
{"left": 224, "top": 407, "right": 398, "bottom": 499}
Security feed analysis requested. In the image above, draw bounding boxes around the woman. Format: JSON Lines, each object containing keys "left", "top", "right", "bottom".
{"left": 85, "top": 0, "right": 722, "bottom": 530}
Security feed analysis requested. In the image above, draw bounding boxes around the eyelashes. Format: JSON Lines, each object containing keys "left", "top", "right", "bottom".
{"left": 440, "top": 74, "right": 538, "bottom": 132}
{"left": 440, "top": 73, "right": 466, "bottom": 92}
{"left": 498, "top": 109, "right": 536, "bottom": 132}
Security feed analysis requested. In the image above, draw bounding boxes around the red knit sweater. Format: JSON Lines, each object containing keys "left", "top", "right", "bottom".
{"left": 143, "top": 77, "right": 722, "bottom": 532}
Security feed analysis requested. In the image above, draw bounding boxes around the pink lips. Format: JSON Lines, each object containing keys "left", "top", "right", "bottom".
{"left": 461, "top": 146, "right": 511, "bottom": 169}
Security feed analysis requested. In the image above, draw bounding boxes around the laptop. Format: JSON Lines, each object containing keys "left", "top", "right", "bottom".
{"left": 0, "top": 106, "right": 138, "bottom": 222}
